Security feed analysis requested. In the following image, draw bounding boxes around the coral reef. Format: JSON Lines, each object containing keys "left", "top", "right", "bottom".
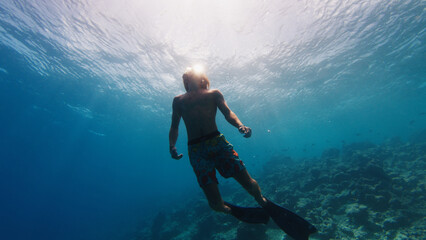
{"left": 132, "top": 137, "right": 426, "bottom": 240}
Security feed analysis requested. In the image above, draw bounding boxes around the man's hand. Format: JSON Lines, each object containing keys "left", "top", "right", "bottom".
{"left": 238, "top": 125, "right": 252, "bottom": 138}
{"left": 170, "top": 146, "right": 183, "bottom": 160}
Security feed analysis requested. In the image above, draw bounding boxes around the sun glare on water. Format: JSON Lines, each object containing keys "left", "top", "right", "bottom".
{"left": 192, "top": 64, "right": 205, "bottom": 74}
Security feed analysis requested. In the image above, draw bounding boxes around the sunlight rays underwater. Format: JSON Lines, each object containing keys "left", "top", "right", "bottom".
{"left": 0, "top": 0, "right": 425, "bottom": 239}
{"left": 1, "top": 0, "right": 423, "bottom": 111}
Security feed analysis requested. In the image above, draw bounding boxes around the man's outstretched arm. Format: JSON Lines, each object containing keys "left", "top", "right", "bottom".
{"left": 215, "top": 90, "right": 252, "bottom": 138}
{"left": 169, "top": 97, "right": 183, "bottom": 159}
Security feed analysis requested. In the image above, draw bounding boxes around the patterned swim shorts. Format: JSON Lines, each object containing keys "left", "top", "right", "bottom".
{"left": 188, "top": 132, "right": 246, "bottom": 188}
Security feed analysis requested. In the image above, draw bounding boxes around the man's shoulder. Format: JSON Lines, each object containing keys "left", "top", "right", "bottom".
{"left": 208, "top": 89, "right": 222, "bottom": 96}
{"left": 172, "top": 94, "right": 185, "bottom": 106}
{"left": 173, "top": 93, "right": 185, "bottom": 100}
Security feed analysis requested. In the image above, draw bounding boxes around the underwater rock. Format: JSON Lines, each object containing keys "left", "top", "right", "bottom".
{"left": 342, "top": 141, "right": 376, "bottom": 157}
{"left": 192, "top": 216, "right": 216, "bottom": 240}
{"left": 321, "top": 148, "right": 340, "bottom": 160}
{"left": 309, "top": 168, "right": 321, "bottom": 179}
{"left": 384, "top": 136, "right": 403, "bottom": 147}
{"left": 360, "top": 194, "right": 390, "bottom": 212}
{"left": 383, "top": 216, "right": 400, "bottom": 231}
{"left": 389, "top": 198, "right": 403, "bottom": 209}
{"left": 383, "top": 213, "right": 411, "bottom": 231}
{"left": 236, "top": 224, "right": 267, "bottom": 240}
{"left": 134, "top": 139, "right": 425, "bottom": 240}
{"left": 333, "top": 172, "right": 352, "bottom": 183}
{"left": 151, "top": 212, "right": 166, "bottom": 240}
{"left": 302, "top": 178, "right": 322, "bottom": 191}
{"left": 363, "top": 164, "right": 390, "bottom": 181}
{"left": 315, "top": 217, "right": 336, "bottom": 239}
{"left": 345, "top": 203, "right": 369, "bottom": 225}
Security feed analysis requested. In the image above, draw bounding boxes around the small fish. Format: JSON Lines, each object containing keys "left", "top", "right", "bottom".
{"left": 409, "top": 120, "right": 415, "bottom": 125}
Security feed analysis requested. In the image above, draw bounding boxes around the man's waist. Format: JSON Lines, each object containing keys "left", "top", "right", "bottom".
{"left": 188, "top": 130, "right": 221, "bottom": 145}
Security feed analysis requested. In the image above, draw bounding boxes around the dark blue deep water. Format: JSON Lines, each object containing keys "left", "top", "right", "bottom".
{"left": 0, "top": 1, "right": 425, "bottom": 239}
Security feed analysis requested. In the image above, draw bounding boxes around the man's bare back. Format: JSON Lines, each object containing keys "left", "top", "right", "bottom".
{"left": 173, "top": 89, "right": 225, "bottom": 141}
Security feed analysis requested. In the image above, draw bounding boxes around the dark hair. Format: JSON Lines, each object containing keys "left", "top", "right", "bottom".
{"left": 182, "top": 68, "right": 210, "bottom": 92}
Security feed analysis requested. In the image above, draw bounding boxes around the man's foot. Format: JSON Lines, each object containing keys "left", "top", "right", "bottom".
{"left": 224, "top": 204, "right": 232, "bottom": 214}
{"left": 256, "top": 196, "right": 268, "bottom": 207}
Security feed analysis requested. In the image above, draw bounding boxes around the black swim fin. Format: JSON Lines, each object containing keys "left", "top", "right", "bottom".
{"left": 262, "top": 198, "right": 317, "bottom": 240}
{"left": 224, "top": 202, "right": 270, "bottom": 224}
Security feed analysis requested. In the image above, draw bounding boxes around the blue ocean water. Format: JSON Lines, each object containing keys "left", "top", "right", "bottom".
{"left": 0, "top": 0, "right": 425, "bottom": 239}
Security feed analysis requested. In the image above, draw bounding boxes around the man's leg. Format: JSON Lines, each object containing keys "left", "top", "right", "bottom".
{"left": 201, "top": 183, "right": 231, "bottom": 214}
{"left": 233, "top": 169, "right": 267, "bottom": 207}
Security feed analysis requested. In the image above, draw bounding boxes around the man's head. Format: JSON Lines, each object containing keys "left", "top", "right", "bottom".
{"left": 182, "top": 67, "right": 210, "bottom": 92}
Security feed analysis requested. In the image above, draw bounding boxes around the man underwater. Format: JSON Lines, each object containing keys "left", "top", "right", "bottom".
{"left": 169, "top": 67, "right": 317, "bottom": 240}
